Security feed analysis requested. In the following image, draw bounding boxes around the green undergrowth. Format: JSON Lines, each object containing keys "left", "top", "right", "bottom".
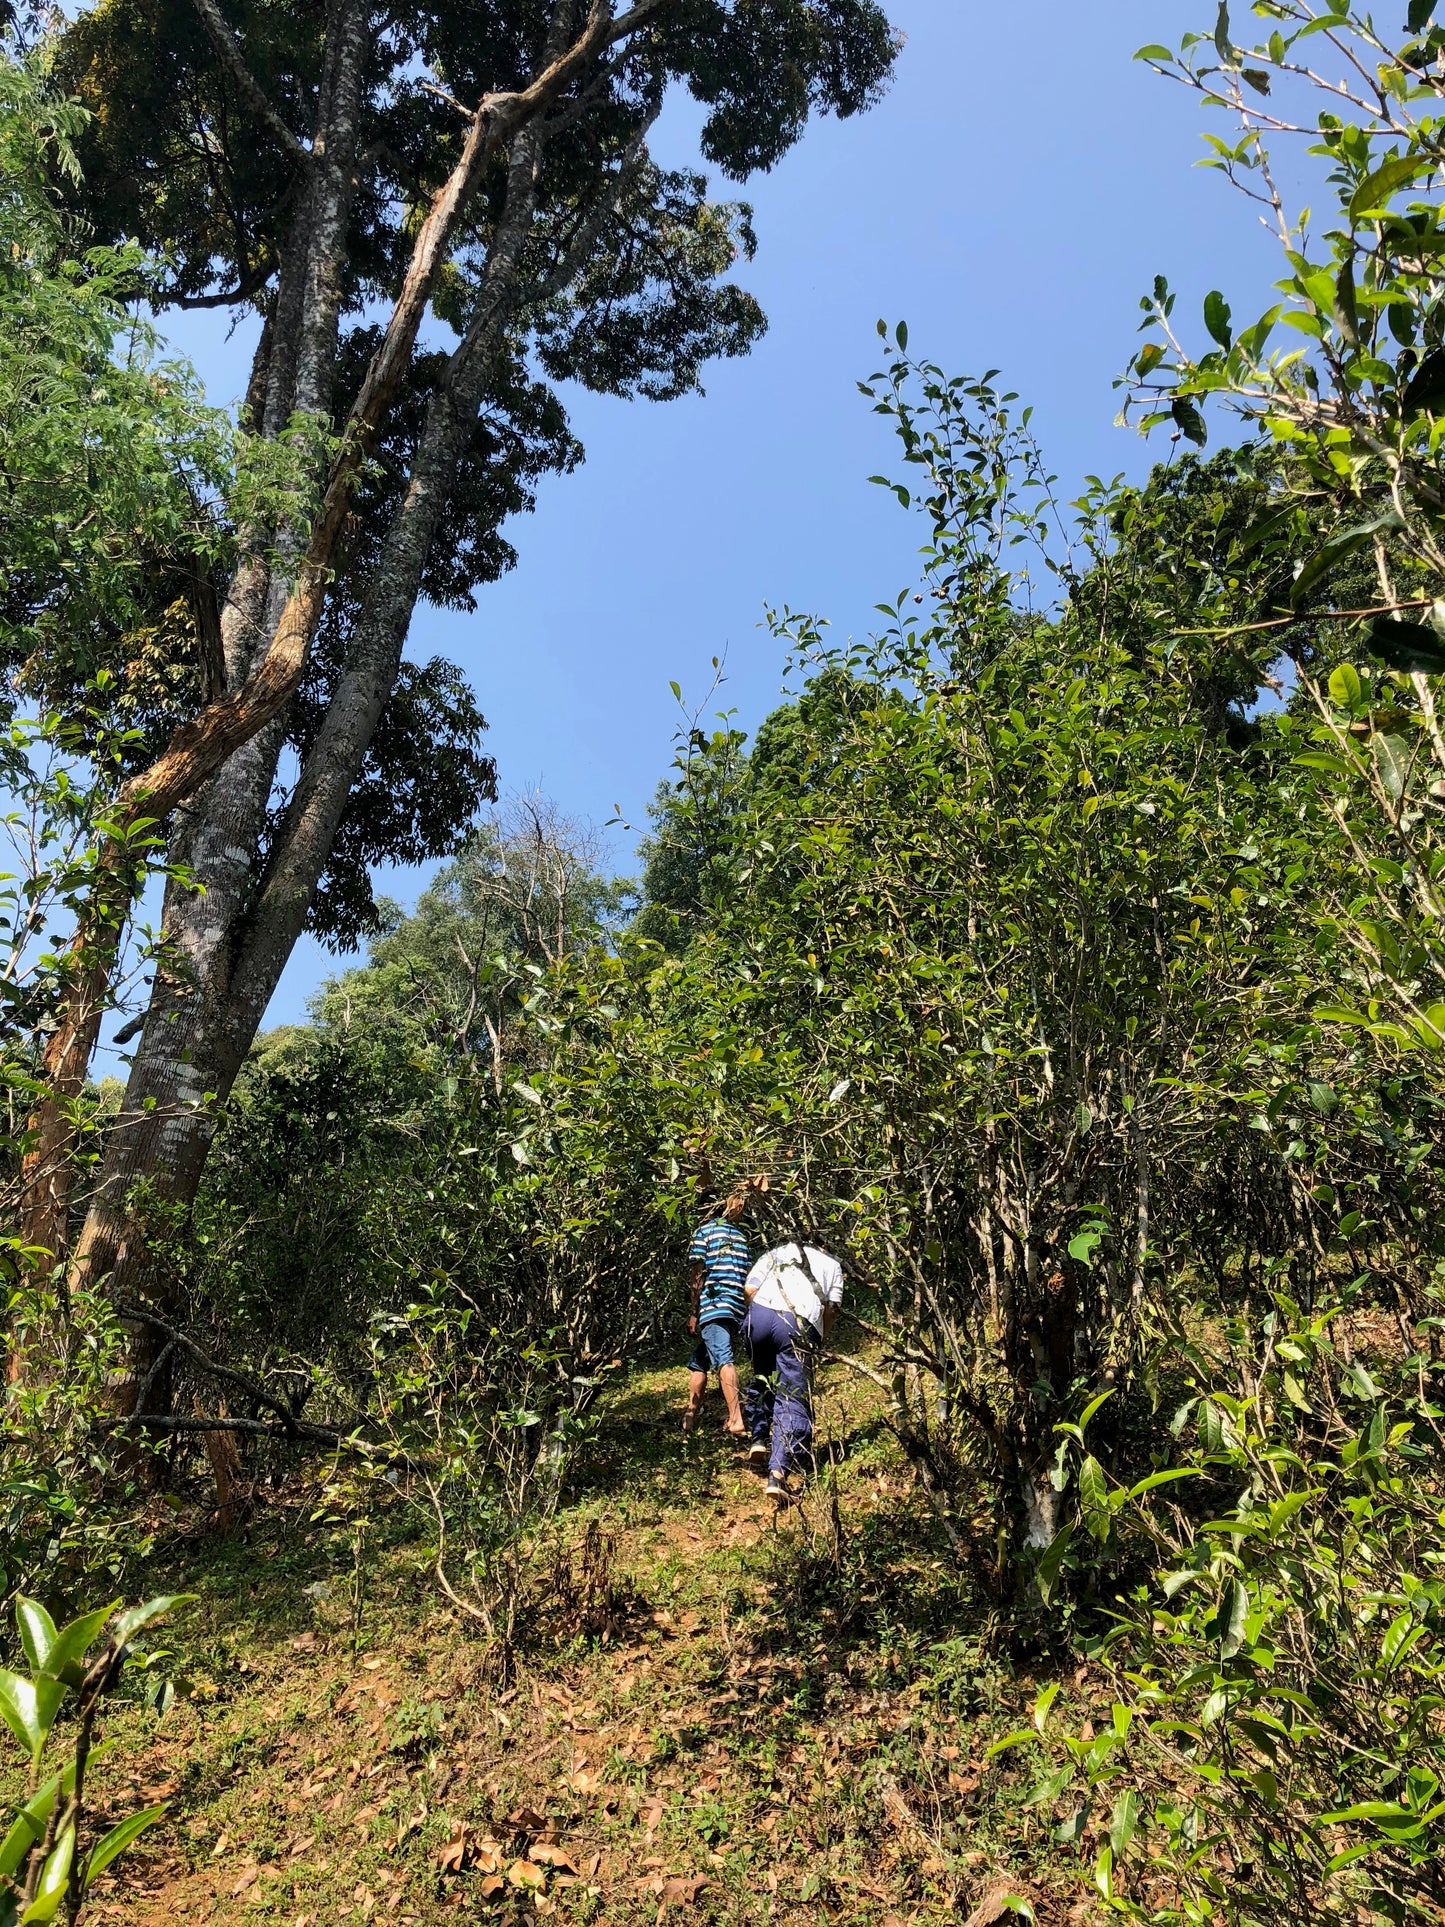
{"left": 43, "top": 1352, "right": 1110, "bottom": 1927}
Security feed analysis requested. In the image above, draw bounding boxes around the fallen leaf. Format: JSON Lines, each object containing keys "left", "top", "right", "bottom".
{"left": 506, "top": 1806, "right": 548, "bottom": 1832}
{"left": 478, "top": 1875, "right": 506, "bottom": 1899}
{"left": 966, "top": 1881, "right": 1031, "bottom": 1927}
{"left": 361, "top": 1657, "right": 384, "bottom": 1671}
{"left": 532, "top": 1845, "right": 579, "bottom": 1874}
{"left": 436, "top": 1827, "right": 470, "bottom": 1874}
{"left": 508, "top": 1859, "right": 546, "bottom": 1891}
{"left": 661, "top": 1874, "right": 707, "bottom": 1905}
{"left": 209, "top": 1832, "right": 231, "bottom": 1860}
{"left": 229, "top": 1865, "right": 259, "bottom": 1897}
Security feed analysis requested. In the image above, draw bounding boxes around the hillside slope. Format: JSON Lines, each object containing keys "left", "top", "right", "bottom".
{"left": 74, "top": 1354, "right": 1099, "bottom": 1927}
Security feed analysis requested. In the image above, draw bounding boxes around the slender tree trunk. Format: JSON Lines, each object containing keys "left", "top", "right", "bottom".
{"left": 14, "top": 874, "right": 127, "bottom": 1270}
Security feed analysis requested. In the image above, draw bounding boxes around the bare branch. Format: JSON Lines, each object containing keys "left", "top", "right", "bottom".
{"left": 189, "top": 0, "right": 308, "bottom": 166}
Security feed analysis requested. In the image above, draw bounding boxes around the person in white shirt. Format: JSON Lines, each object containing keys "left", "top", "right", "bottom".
{"left": 741, "top": 1241, "right": 844, "bottom": 1502}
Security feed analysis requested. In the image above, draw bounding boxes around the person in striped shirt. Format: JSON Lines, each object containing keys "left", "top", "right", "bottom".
{"left": 682, "top": 1189, "right": 752, "bottom": 1438}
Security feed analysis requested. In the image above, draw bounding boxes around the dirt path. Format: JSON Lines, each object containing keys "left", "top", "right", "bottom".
{"left": 77, "top": 1360, "right": 1077, "bottom": 1927}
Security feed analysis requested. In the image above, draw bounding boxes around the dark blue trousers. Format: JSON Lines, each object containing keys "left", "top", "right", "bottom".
{"left": 743, "top": 1303, "right": 814, "bottom": 1477}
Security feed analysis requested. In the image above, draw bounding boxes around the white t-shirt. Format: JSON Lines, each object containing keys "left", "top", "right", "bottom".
{"left": 746, "top": 1243, "right": 844, "bottom": 1334}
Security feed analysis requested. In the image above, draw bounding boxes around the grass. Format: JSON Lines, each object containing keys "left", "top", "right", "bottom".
{"left": 56, "top": 1346, "right": 1109, "bottom": 1927}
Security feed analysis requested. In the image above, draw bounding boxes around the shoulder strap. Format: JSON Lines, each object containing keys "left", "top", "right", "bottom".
{"left": 769, "top": 1246, "right": 818, "bottom": 1325}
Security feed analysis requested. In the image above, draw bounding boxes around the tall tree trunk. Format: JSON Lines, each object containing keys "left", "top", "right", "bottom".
{"left": 70, "top": 3, "right": 658, "bottom": 1340}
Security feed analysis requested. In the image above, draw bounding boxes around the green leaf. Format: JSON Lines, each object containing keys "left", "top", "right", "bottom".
{"left": 42, "top": 1605, "right": 118, "bottom": 1687}
{"left": 111, "top": 1595, "right": 196, "bottom": 1645}
{"left": 0, "top": 1673, "right": 65, "bottom": 1762}
{"left": 20, "top": 1824, "right": 72, "bottom": 1923}
{"left": 1327, "top": 1841, "right": 1381, "bottom": 1872}
{"left": 1034, "top": 1521, "right": 1075, "bottom": 1605}
{"left": 1292, "top": 514, "right": 1400, "bottom": 610}
{"left": 1373, "top": 733, "right": 1412, "bottom": 801}
{"left": 1125, "top": 1468, "right": 1197, "bottom": 1500}
{"left": 1095, "top": 1839, "right": 1115, "bottom": 1902}
{"left": 1080, "top": 1455, "right": 1111, "bottom": 1542}
{"left": 985, "top": 1728, "right": 1039, "bottom": 1758}
{"left": 1170, "top": 397, "right": 1207, "bottom": 446}
{"left": 1033, "top": 1681, "right": 1060, "bottom": 1731}
{"left": 1333, "top": 258, "right": 1358, "bottom": 346}
{"left": 1323, "top": 1800, "right": 1413, "bottom": 1823}
{"left": 1078, "top": 1388, "right": 1114, "bottom": 1435}
{"left": 1022, "top": 1763, "right": 1073, "bottom": 1807}
{"left": 1204, "top": 290, "right": 1232, "bottom": 349}
{"left": 1068, "top": 1226, "right": 1105, "bottom": 1267}
{"left": 1381, "top": 1610, "right": 1424, "bottom": 1670}
{"left": 0, "top": 1770, "right": 66, "bottom": 1882}
{"left": 1365, "top": 617, "right": 1445, "bottom": 675}
{"left": 1349, "top": 154, "right": 1424, "bottom": 221}
{"left": 1283, "top": 1370, "right": 1312, "bottom": 1412}
{"left": 1401, "top": 347, "right": 1445, "bottom": 415}
{"left": 81, "top": 1805, "right": 166, "bottom": 1892}
{"left": 1216, "top": 1579, "right": 1249, "bottom": 1657}
{"left": 1327, "top": 662, "right": 1363, "bottom": 707}
{"left": 1214, "top": 0, "right": 1236, "bottom": 65}
{"left": 14, "top": 1602, "right": 57, "bottom": 1678}
{"left": 1310, "top": 1079, "right": 1348, "bottom": 1125}
{"left": 1409, "top": 0, "right": 1437, "bottom": 27}
{"left": 1109, "top": 1788, "right": 1140, "bottom": 1858}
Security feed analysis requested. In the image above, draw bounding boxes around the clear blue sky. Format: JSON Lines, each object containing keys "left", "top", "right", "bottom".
{"left": 165, "top": 0, "right": 1282, "bottom": 1028}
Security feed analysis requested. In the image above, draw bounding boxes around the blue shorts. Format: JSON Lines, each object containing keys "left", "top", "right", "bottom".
{"left": 688, "top": 1318, "right": 739, "bottom": 1375}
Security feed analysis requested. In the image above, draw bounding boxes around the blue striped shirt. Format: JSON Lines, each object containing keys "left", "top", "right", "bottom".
{"left": 688, "top": 1218, "right": 751, "bottom": 1324}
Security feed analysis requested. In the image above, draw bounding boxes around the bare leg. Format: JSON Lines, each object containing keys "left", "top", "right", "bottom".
{"left": 719, "top": 1363, "right": 745, "bottom": 1433}
{"left": 684, "top": 1369, "right": 706, "bottom": 1431}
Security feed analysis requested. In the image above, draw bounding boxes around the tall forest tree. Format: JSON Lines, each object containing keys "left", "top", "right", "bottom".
{"left": 21, "top": 0, "right": 898, "bottom": 1333}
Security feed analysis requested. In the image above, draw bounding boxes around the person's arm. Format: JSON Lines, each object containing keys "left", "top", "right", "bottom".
{"left": 821, "top": 1302, "right": 838, "bottom": 1341}
{"left": 743, "top": 1254, "right": 769, "bottom": 1302}
{"left": 687, "top": 1258, "right": 704, "bottom": 1334}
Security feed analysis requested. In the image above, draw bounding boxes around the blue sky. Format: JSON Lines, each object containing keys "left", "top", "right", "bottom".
{"left": 164, "top": 0, "right": 1284, "bottom": 1028}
